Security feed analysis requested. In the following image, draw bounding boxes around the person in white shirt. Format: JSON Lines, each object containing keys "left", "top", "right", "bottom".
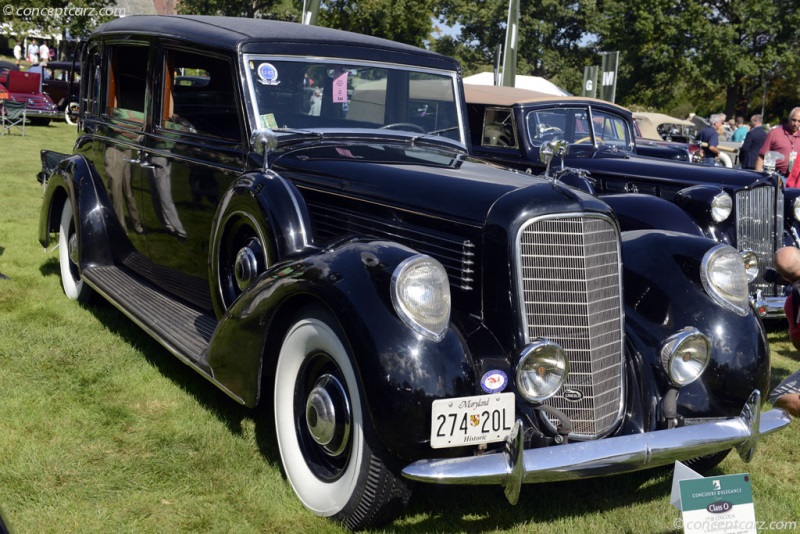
{"left": 39, "top": 41, "right": 50, "bottom": 65}
{"left": 13, "top": 42, "right": 22, "bottom": 66}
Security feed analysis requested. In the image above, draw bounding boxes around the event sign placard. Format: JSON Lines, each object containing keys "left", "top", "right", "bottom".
{"left": 678, "top": 473, "right": 756, "bottom": 533}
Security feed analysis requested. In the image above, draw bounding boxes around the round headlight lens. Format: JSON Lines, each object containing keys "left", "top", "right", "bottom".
{"left": 660, "top": 328, "right": 710, "bottom": 386}
{"left": 515, "top": 340, "right": 569, "bottom": 403}
{"left": 710, "top": 192, "right": 732, "bottom": 223}
{"left": 391, "top": 255, "right": 451, "bottom": 341}
{"left": 701, "top": 244, "right": 749, "bottom": 316}
{"left": 793, "top": 197, "right": 800, "bottom": 223}
{"left": 740, "top": 250, "right": 760, "bottom": 282}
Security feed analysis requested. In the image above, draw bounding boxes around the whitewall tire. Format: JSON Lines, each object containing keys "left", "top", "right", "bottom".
{"left": 274, "top": 308, "right": 409, "bottom": 529}
{"left": 58, "top": 200, "right": 92, "bottom": 303}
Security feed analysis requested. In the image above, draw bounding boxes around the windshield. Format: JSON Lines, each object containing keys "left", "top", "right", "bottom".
{"left": 526, "top": 107, "right": 633, "bottom": 150}
{"left": 243, "top": 56, "right": 464, "bottom": 143}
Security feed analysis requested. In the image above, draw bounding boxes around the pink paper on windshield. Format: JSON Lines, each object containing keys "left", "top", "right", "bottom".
{"left": 333, "top": 71, "right": 348, "bottom": 103}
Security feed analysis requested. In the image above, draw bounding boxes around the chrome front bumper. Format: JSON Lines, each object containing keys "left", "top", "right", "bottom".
{"left": 752, "top": 294, "right": 787, "bottom": 319}
{"left": 402, "top": 390, "right": 791, "bottom": 505}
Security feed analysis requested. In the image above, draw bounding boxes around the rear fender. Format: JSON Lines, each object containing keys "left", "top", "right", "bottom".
{"left": 38, "top": 153, "right": 123, "bottom": 269}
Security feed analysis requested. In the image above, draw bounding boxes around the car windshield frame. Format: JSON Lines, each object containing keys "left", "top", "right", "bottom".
{"left": 241, "top": 54, "right": 466, "bottom": 144}
{"left": 526, "top": 105, "right": 634, "bottom": 152}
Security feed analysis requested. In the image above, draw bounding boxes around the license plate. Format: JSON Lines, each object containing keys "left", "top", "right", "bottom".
{"left": 430, "top": 392, "right": 515, "bottom": 449}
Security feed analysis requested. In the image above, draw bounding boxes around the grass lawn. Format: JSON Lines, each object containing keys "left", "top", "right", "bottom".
{"left": 0, "top": 121, "right": 798, "bottom": 533}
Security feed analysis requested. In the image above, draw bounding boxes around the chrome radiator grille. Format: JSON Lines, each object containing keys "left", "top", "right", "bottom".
{"left": 516, "top": 215, "right": 624, "bottom": 439}
{"left": 736, "top": 187, "right": 779, "bottom": 297}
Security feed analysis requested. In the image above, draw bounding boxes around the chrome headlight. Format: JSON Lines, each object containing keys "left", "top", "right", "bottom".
{"left": 391, "top": 255, "right": 451, "bottom": 341}
{"left": 514, "top": 340, "right": 568, "bottom": 403}
{"left": 660, "top": 327, "right": 710, "bottom": 386}
{"left": 740, "top": 250, "right": 760, "bottom": 282}
{"left": 701, "top": 244, "right": 749, "bottom": 316}
{"left": 793, "top": 197, "right": 800, "bottom": 222}
{"left": 710, "top": 191, "right": 732, "bottom": 223}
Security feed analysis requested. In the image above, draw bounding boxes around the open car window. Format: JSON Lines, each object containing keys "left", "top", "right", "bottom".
{"left": 243, "top": 56, "right": 463, "bottom": 143}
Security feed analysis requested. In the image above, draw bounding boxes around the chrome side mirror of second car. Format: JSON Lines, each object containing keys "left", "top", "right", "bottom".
{"left": 250, "top": 128, "right": 278, "bottom": 171}
{"left": 540, "top": 139, "right": 569, "bottom": 180}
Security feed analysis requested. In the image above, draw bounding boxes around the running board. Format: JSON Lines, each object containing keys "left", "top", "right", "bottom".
{"left": 82, "top": 264, "right": 217, "bottom": 373}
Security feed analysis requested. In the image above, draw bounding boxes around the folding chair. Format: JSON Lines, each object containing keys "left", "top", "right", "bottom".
{"left": 1, "top": 100, "right": 27, "bottom": 136}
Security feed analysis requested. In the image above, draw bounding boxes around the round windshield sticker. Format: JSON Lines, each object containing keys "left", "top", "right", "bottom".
{"left": 257, "top": 62, "right": 280, "bottom": 85}
{"left": 481, "top": 370, "right": 508, "bottom": 393}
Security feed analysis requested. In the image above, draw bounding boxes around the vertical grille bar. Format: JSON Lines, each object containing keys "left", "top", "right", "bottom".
{"left": 736, "top": 187, "right": 777, "bottom": 296}
{"left": 516, "top": 215, "right": 624, "bottom": 439}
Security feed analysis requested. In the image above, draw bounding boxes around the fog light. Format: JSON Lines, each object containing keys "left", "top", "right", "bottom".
{"left": 660, "top": 327, "right": 710, "bottom": 386}
{"left": 710, "top": 192, "right": 732, "bottom": 223}
{"left": 740, "top": 250, "right": 760, "bottom": 282}
{"left": 515, "top": 340, "right": 568, "bottom": 402}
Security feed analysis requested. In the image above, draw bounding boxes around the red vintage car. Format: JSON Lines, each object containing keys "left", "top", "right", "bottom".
{"left": 0, "top": 68, "right": 59, "bottom": 126}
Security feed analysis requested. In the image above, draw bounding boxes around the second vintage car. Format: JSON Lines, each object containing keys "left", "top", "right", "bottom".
{"left": 38, "top": 15, "right": 789, "bottom": 529}
{"left": 465, "top": 84, "right": 797, "bottom": 317}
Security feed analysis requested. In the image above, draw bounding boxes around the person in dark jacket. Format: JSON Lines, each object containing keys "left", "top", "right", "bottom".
{"left": 739, "top": 114, "right": 768, "bottom": 169}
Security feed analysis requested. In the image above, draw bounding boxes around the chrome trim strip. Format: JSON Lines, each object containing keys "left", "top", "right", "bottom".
{"left": 402, "top": 392, "right": 790, "bottom": 492}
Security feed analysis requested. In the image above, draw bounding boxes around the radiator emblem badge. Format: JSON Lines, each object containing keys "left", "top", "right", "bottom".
{"left": 563, "top": 389, "right": 583, "bottom": 402}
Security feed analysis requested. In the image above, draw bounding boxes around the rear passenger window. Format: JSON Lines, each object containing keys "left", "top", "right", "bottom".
{"left": 106, "top": 45, "right": 148, "bottom": 123}
{"left": 160, "top": 50, "right": 241, "bottom": 142}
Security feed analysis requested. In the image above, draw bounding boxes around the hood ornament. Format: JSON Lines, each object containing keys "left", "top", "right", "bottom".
{"left": 539, "top": 139, "right": 569, "bottom": 182}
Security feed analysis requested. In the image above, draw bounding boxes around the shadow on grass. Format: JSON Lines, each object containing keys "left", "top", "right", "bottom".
{"left": 61, "top": 270, "right": 283, "bottom": 465}
{"left": 392, "top": 465, "right": 686, "bottom": 533}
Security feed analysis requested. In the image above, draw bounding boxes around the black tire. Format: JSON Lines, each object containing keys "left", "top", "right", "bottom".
{"left": 683, "top": 449, "right": 730, "bottom": 473}
{"left": 274, "top": 307, "right": 410, "bottom": 529}
{"left": 58, "top": 200, "right": 94, "bottom": 303}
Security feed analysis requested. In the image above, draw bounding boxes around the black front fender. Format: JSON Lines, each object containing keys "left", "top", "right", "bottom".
{"left": 206, "top": 238, "right": 474, "bottom": 460}
{"left": 620, "top": 230, "right": 770, "bottom": 421}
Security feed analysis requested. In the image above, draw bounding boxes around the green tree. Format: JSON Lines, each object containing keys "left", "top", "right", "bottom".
{"left": 320, "top": 0, "right": 436, "bottom": 47}
{"left": 597, "top": 0, "right": 800, "bottom": 121}
{"left": 0, "top": 0, "right": 115, "bottom": 41}
{"left": 177, "top": 0, "right": 299, "bottom": 21}
{"left": 432, "top": 0, "right": 600, "bottom": 93}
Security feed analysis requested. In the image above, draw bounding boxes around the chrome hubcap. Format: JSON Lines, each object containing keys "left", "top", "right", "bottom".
{"left": 68, "top": 232, "right": 79, "bottom": 266}
{"left": 305, "top": 374, "right": 350, "bottom": 456}
{"left": 234, "top": 242, "right": 259, "bottom": 291}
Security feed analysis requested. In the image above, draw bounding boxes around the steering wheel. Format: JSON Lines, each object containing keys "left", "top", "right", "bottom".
{"left": 574, "top": 136, "right": 604, "bottom": 145}
{"left": 380, "top": 123, "right": 426, "bottom": 133}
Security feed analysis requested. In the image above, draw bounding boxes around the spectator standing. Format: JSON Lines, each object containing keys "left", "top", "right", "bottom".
{"left": 696, "top": 113, "right": 725, "bottom": 165}
{"left": 755, "top": 107, "right": 800, "bottom": 175}
{"left": 731, "top": 116, "right": 749, "bottom": 142}
{"left": 38, "top": 41, "right": 49, "bottom": 66}
{"left": 27, "top": 40, "right": 38, "bottom": 64}
{"left": 13, "top": 42, "right": 22, "bottom": 66}
{"left": 739, "top": 114, "right": 768, "bottom": 170}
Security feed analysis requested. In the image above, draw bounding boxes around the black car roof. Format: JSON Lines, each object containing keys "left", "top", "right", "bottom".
{"left": 92, "top": 16, "right": 460, "bottom": 72}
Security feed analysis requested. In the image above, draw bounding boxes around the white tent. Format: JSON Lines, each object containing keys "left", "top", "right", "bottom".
{"left": 463, "top": 72, "right": 571, "bottom": 96}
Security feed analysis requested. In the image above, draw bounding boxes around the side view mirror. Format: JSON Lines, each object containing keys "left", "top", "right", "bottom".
{"left": 250, "top": 128, "right": 278, "bottom": 171}
{"left": 540, "top": 139, "right": 569, "bottom": 179}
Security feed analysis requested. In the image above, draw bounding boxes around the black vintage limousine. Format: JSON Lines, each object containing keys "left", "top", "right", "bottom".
{"left": 465, "top": 84, "right": 798, "bottom": 318}
{"left": 37, "top": 15, "right": 790, "bottom": 529}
